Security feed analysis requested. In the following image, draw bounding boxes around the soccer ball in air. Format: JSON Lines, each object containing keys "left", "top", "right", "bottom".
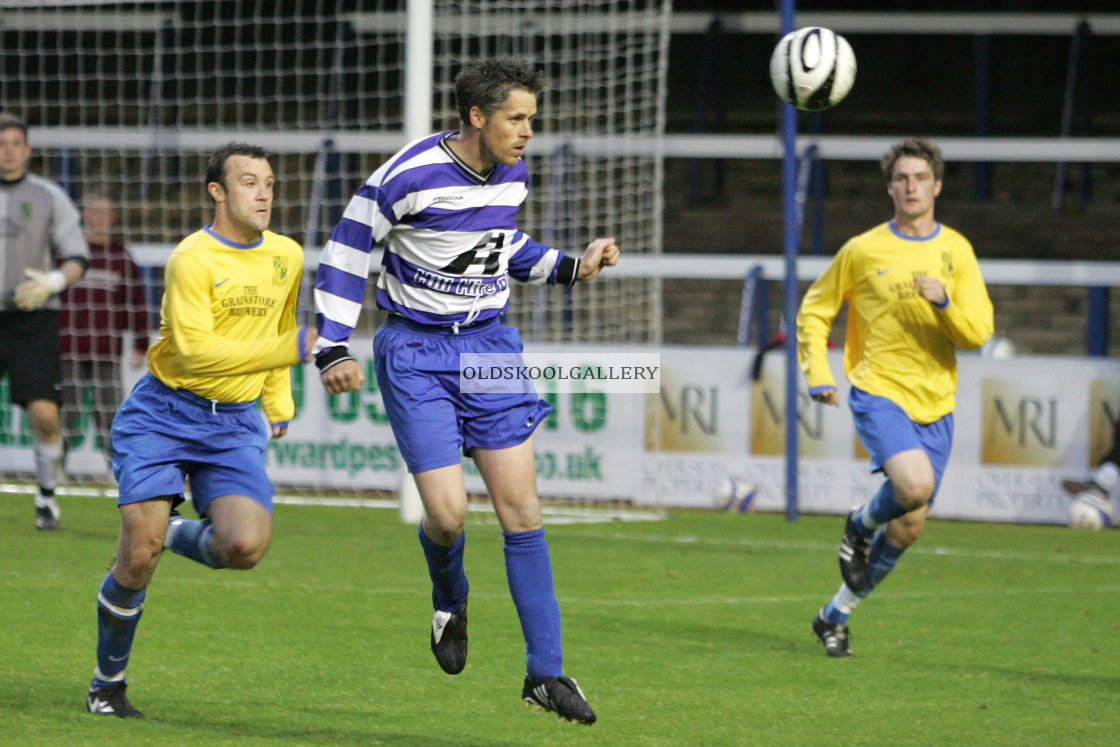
{"left": 717, "top": 477, "right": 757, "bottom": 513}
{"left": 1068, "top": 492, "right": 1113, "bottom": 530}
{"left": 769, "top": 27, "right": 857, "bottom": 111}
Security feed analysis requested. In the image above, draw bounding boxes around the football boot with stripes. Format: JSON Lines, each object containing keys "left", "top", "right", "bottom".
{"left": 522, "top": 675, "right": 597, "bottom": 725}
{"left": 812, "top": 613, "right": 854, "bottom": 658}
{"left": 838, "top": 508, "right": 872, "bottom": 593}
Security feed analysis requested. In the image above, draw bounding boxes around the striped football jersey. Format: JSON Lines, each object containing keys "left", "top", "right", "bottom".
{"left": 313, "top": 132, "right": 579, "bottom": 356}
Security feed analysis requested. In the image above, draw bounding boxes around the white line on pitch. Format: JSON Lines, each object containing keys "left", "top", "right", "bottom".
{"left": 559, "top": 530, "right": 1120, "bottom": 565}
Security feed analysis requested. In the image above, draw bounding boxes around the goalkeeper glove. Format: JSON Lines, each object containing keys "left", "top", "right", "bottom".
{"left": 15, "top": 268, "right": 67, "bottom": 310}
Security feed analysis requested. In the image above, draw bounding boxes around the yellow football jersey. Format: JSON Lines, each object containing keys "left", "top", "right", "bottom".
{"left": 147, "top": 227, "right": 304, "bottom": 424}
{"left": 797, "top": 221, "right": 994, "bottom": 423}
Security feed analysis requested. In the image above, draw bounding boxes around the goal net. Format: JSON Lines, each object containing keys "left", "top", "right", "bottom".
{"left": 0, "top": 0, "right": 670, "bottom": 494}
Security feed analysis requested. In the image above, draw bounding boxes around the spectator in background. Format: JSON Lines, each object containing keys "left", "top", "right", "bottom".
{"left": 59, "top": 189, "right": 150, "bottom": 467}
{"left": 0, "top": 112, "right": 89, "bottom": 530}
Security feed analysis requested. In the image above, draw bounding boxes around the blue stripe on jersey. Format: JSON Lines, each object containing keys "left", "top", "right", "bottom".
{"left": 383, "top": 163, "right": 485, "bottom": 200}
{"left": 353, "top": 183, "right": 398, "bottom": 221}
{"left": 317, "top": 263, "right": 368, "bottom": 302}
{"left": 507, "top": 235, "right": 554, "bottom": 283}
{"left": 332, "top": 217, "right": 380, "bottom": 253}
{"left": 375, "top": 288, "right": 508, "bottom": 326}
{"left": 406, "top": 204, "right": 521, "bottom": 232}
{"left": 317, "top": 315, "right": 359, "bottom": 347}
{"left": 486, "top": 160, "right": 530, "bottom": 186}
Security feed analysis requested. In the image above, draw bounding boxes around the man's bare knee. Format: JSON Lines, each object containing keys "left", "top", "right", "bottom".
{"left": 113, "top": 536, "right": 162, "bottom": 588}
{"left": 222, "top": 547, "right": 264, "bottom": 570}
{"left": 214, "top": 532, "right": 269, "bottom": 569}
{"left": 893, "top": 476, "right": 935, "bottom": 509}
{"left": 423, "top": 514, "right": 465, "bottom": 545}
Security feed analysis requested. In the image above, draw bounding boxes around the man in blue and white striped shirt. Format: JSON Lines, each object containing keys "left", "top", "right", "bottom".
{"left": 313, "top": 57, "right": 618, "bottom": 725}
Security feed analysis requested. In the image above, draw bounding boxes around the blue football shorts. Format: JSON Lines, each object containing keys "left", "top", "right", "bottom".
{"left": 849, "top": 386, "right": 954, "bottom": 501}
{"left": 373, "top": 315, "right": 553, "bottom": 474}
{"left": 111, "top": 373, "right": 274, "bottom": 515}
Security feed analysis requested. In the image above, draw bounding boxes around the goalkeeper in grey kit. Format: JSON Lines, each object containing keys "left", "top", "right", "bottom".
{"left": 0, "top": 112, "right": 90, "bottom": 529}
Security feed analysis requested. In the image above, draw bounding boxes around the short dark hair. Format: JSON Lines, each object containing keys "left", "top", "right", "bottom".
{"left": 453, "top": 56, "right": 545, "bottom": 125}
{"left": 881, "top": 137, "right": 944, "bottom": 182}
{"left": 0, "top": 112, "right": 29, "bottom": 139}
{"left": 205, "top": 142, "right": 269, "bottom": 199}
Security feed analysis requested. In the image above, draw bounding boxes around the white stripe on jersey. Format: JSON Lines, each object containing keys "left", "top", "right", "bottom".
{"left": 387, "top": 227, "right": 527, "bottom": 272}
{"left": 380, "top": 271, "right": 510, "bottom": 316}
{"left": 522, "top": 249, "right": 560, "bottom": 285}
{"left": 314, "top": 288, "right": 364, "bottom": 335}
{"left": 391, "top": 180, "right": 529, "bottom": 225}
{"left": 318, "top": 238, "right": 375, "bottom": 278}
{"left": 341, "top": 193, "right": 394, "bottom": 237}
{"left": 378, "top": 141, "right": 453, "bottom": 185}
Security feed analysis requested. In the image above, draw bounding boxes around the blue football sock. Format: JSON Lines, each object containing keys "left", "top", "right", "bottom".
{"left": 168, "top": 519, "right": 225, "bottom": 569}
{"left": 504, "top": 529, "right": 563, "bottom": 679}
{"left": 418, "top": 526, "right": 469, "bottom": 612}
{"left": 94, "top": 571, "right": 146, "bottom": 685}
{"left": 859, "top": 480, "right": 907, "bottom": 535}
{"left": 858, "top": 528, "right": 905, "bottom": 599}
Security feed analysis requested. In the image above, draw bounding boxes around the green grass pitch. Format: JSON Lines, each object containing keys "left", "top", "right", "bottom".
{"left": 1, "top": 491, "right": 1117, "bottom": 746}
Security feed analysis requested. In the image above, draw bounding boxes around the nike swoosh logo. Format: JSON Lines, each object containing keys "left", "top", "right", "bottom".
{"left": 107, "top": 654, "right": 128, "bottom": 662}
{"left": 214, "top": 279, "right": 228, "bottom": 287}
{"left": 876, "top": 268, "right": 892, "bottom": 275}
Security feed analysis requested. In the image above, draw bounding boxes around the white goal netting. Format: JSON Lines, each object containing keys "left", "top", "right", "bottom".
{"left": 0, "top": 0, "right": 670, "bottom": 491}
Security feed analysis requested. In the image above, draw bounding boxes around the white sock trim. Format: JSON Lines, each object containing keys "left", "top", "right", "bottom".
{"left": 34, "top": 494, "right": 59, "bottom": 509}
{"left": 831, "top": 583, "right": 864, "bottom": 616}
{"left": 93, "top": 667, "right": 126, "bottom": 683}
{"left": 857, "top": 505, "right": 880, "bottom": 532}
{"left": 97, "top": 592, "right": 144, "bottom": 618}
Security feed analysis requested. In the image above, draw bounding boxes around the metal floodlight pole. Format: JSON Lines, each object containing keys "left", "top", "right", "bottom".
{"left": 780, "top": 0, "right": 800, "bottom": 522}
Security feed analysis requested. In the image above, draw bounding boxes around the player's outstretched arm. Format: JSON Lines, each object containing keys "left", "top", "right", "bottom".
{"left": 576, "top": 237, "right": 620, "bottom": 283}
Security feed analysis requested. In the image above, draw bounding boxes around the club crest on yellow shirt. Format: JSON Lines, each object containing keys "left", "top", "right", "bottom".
{"left": 273, "top": 255, "right": 288, "bottom": 285}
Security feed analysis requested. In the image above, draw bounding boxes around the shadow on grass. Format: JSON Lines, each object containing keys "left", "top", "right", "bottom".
{"left": 575, "top": 607, "right": 806, "bottom": 655}
{"left": 154, "top": 711, "right": 530, "bottom": 747}
{"left": 953, "top": 663, "right": 1120, "bottom": 692}
{"left": 1, "top": 675, "right": 532, "bottom": 747}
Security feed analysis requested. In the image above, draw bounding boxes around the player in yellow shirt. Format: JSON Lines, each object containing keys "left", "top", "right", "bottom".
{"left": 86, "top": 143, "right": 317, "bottom": 717}
{"left": 798, "top": 137, "right": 993, "bottom": 657}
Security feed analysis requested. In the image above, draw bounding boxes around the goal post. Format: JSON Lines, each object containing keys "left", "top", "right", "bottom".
{"left": 0, "top": 1, "right": 672, "bottom": 503}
